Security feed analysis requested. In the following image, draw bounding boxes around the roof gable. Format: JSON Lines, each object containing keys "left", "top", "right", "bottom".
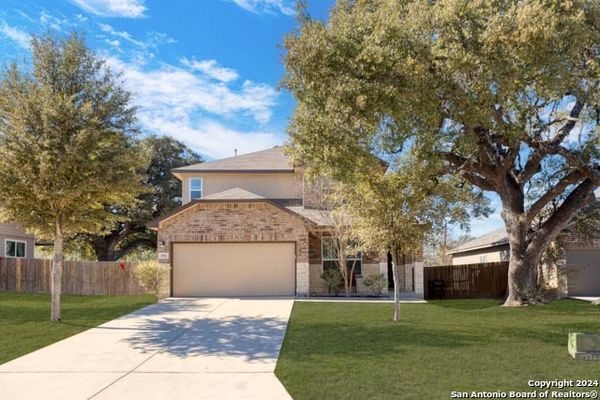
{"left": 202, "top": 188, "right": 265, "bottom": 200}
{"left": 172, "top": 146, "right": 293, "bottom": 173}
{"left": 448, "top": 227, "right": 508, "bottom": 254}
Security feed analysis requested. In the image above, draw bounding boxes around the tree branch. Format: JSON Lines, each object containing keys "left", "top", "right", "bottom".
{"left": 517, "top": 100, "right": 585, "bottom": 184}
{"left": 526, "top": 170, "right": 584, "bottom": 223}
{"left": 461, "top": 172, "right": 495, "bottom": 191}
{"left": 439, "top": 151, "right": 496, "bottom": 190}
{"left": 553, "top": 147, "right": 600, "bottom": 185}
{"left": 528, "top": 178, "right": 597, "bottom": 253}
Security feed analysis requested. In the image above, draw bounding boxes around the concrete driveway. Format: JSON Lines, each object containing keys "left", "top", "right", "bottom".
{"left": 0, "top": 297, "right": 294, "bottom": 400}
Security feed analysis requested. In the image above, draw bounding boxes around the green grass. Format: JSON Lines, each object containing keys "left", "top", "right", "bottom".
{"left": 0, "top": 292, "right": 154, "bottom": 364}
{"left": 275, "top": 299, "right": 600, "bottom": 400}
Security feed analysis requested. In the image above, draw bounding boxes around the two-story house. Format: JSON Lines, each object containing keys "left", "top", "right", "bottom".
{"left": 149, "top": 146, "right": 422, "bottom": 297}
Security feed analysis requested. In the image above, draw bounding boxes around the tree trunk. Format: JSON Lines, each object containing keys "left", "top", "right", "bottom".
{"left": 501, "top": 180, "right": 595, "bottom": 306}
{"left": 340, "top": 256, "right": 351, "bottom": 298}
{"left": 504, "top": 252, "right": 539, "bottom": 306}
{"left": 51, "top": 222, "right": 64, "bottom": 321}
{"left": 391, "top": 245, "right": 401, "bottom": 322}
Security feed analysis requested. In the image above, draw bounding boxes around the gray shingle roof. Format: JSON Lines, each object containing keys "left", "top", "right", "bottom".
{"left": 284, "top": 206, "right": 332, "bottom": 227}
{"left": 172, "top": 146, "right": 293, "bottom": 173}
{"left": 447, "top": 227, "right": 508, "bottom": 254}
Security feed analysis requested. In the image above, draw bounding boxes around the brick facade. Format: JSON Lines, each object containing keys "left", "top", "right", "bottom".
{"left": 157, "top": 201, "right": 312, "bottom": 295}
{"left": 305, "top": 229, "right": 422, "bottom": 296}
{"left": 158, "top": 201, "right": 310, "bottom": 259}
{"left": 156, "top": 194, "right": 421, "bottom": 298}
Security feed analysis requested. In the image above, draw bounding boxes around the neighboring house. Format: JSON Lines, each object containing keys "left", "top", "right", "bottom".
{"left": 0, "top": 223, "right": 35, "bottom": 260}
{"left": 149, "top": 146, "right": 423, "bottom": 297}
{"left": 448, "top": 222, "right": 600, "bottom": 297}
{"left": 447, "top": 228, "right": 509, "bottom": 266}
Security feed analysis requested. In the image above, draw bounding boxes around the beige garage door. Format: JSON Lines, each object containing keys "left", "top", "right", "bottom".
{"left": 172, "top": 242, "right": 296, "bottom": 297}
{"left": 566, "top": 249, "right": 600, "bottom": 296}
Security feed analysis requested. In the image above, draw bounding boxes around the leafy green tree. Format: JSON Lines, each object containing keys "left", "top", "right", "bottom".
{"left": 78, "top": 135, "right": 202, "bottom": 261}
{"left": 0, "top": 33, "right": 144, "bottom": 320}
{"left": 284, "top": 0, "right": 600, "bottom": 306}
{"left": 339, "top": 162, "right": 485, "bottom": 321}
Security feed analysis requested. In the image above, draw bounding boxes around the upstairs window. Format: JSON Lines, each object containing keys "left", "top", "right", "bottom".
{"left": 190, "top": 178, "right": 203, "bottom": 200}
{"left": 5, "top": 239, "right": 26, "bottom": 258}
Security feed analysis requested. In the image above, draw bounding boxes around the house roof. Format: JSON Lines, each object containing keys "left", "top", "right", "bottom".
{"left": 448, "top": 199, "right": 600, "bottom": 255}
{"left": 284, "top": 206, "right": 332, "bottom": 227}
{"left": 147, "top": 188, "right": 317, "bottom": 229}
{"left": 202, "top": 188, "right": 265, "bottom": 200}
{"left": 447, "top": 227, "right": 509, "bottom": 255}
{"left": 172, "top": 146, "right": 294, "bottom": 173}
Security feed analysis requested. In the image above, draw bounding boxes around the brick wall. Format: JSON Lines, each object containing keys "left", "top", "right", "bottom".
{"left": 157, "top": 201, "right": 310, "bottom": 263}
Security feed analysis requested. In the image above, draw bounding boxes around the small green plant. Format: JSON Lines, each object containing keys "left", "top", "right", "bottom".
{"left": 133, "top": 260, "right": 170, "bottom": 300}
{"left": 363, "top": 273, "right": 387, "bottom": 296}
{"left": 321, "top": 267, "right": 344, "bottom": 295}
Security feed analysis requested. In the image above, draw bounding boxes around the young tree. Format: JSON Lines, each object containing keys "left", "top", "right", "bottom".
{"left": 77, "top": 135, "right": 203, "bottom": 261}
{"left": 284, "top": 0, "right": 600, "bottom": 306}
{"left": 339, "top": 161, "right": 485, "bottom": 321}
{"left": 321, "top": 206, "right": 362, "bottom": 297}
{"left": 0, "top": 33, "right": 144, "bottom": 320}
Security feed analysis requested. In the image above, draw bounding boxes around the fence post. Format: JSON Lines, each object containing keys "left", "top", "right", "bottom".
{"left": 15, "top": 258, "right": 21, "bottom": 293}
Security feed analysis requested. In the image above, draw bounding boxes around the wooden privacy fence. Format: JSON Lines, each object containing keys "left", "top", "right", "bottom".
{"left": 424, "top": 262, "right": 509, "bottom": 300}
{"left": 0, "top": 258, "right": 148, "bottom": 296}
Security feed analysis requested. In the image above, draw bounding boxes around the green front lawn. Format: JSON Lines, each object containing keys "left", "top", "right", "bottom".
{"left": 276, "top": 300, "right": 600, "bottom": 400}
{"left": 0, "top": 292, "right": 154, "bottom": 364}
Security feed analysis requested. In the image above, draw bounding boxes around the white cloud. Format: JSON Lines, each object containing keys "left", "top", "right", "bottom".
{"left": 228, "top": 0, "right": 295, "bottom": 16}
{"left": 39, "top": 11, "right": 70, "bottom": 31}
{"left": 105, "top": 39, "right": 121, "bottom": 50}
{"left": 98, "top": 23, "right": 175, "bottom": 52}
{"left": 108, "top": 57, "right": 277, "bottom": 123}
{"left": 0, "top": 21, "right": 30, "bottom": 49}
{"left": 180, "top": 58, "right": 239, "bottom": 83}
{"left": 98, "top": 23, "right": 144, "bottom": 47}
{"left": 106, "top": 57, "right": 281, "bottom": 158}
{"left": 70, "top": 0, "right": 147, "bottom": 18}
{"left": 142, "top": 117, "right": 283, "bottom": 159}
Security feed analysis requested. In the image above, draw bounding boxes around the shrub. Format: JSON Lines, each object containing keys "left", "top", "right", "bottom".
{"left": 133, "top": 260, "right": 170, "bottom": 300}
{"left": 321, "top": 267, "right": 344, "bottom": 295}
{"left": 363, "top": 273, "right": 387, "bottom": 296}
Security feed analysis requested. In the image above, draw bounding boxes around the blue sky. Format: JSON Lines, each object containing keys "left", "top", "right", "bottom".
{"left": 0, "top": 0, "right": 505, "bottom": 238}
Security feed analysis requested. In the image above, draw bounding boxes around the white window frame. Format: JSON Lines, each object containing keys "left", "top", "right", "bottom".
{"left": 321, "top": 235, "right": 362, "bottom": 275}
{"left": 189, "top": 177, "right": 203, "bottom": 201}
{"left": 5, "top": 239, "right": 27, "bottom": 259}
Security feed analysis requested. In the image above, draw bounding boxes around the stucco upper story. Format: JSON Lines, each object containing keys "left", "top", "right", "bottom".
{"left": 170, "top": 146, "right": 327, "bottom": 213}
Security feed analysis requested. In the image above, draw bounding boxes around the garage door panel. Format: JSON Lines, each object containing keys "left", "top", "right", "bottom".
{"left": 567, "top": 249, "right": 600, "bottom": 296}
{"left": 173, "top": 243, "right": 295, "bottom": 297}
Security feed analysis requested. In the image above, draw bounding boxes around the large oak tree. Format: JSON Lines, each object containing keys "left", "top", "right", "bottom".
{"left": 284, "top": 0, "right": 600, "bottom": 306}
{"left": 78, "top": 135, "right": 203, "bottom": 261}
{"left": 0, "top": 33, "right": 144, "bottom": 320}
